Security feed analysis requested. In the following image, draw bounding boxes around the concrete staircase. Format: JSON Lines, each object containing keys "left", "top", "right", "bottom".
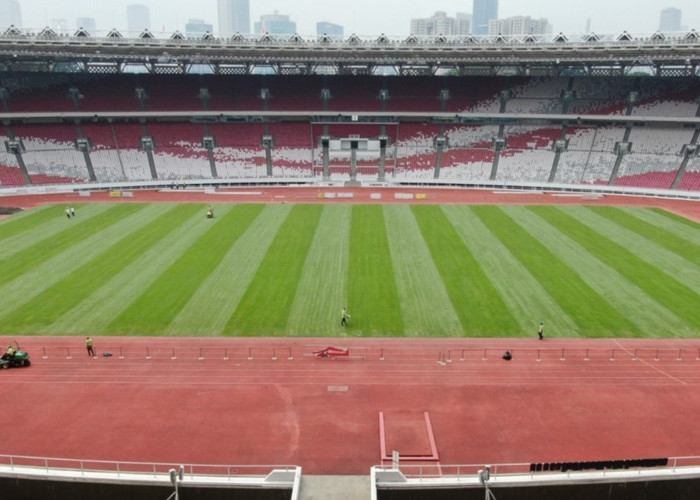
{"left": 298, "top": 475, "right": 370, "bottom": 500}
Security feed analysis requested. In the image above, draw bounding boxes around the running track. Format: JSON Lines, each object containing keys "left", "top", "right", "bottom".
{"left": 2, "top": 188, "right": 700, "bottom": 474}
{"left": 2, "top": 336, "right": 700, "bottom": 474}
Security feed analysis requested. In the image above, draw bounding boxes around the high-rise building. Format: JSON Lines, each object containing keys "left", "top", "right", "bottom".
{"left": 317, "top": 21, "right": 343, "bottom": 38}
{"left": 659, "top": 7, "right": 681, "bottom": 32}
{"left": 410, "top": 11, "right": 470, "bottom": 36}
{"left": 472, "top": 0, "right": 498, "bottom": 35}
{"left": 76, "top": 17, "right": 96, "bottom": 32}
{"left": 488, "top": 16, "right": 551, "bottom": 36}
{"left": 186, "top": 19, "right": 214, "bottom": 37}
{"left": 254, "top": 12, "right": 296, "bottom": 35}
{"left": 0, "top": 0, "right": 22, "bottom": 28}
{"left": 218, "top": 0, "right": 250, "bottom": 35}
{"left": 456, "top": 12, "right": 472, "bottom": 31}
{"left": 127, "top": 4, "right": 150, "bottom": 33}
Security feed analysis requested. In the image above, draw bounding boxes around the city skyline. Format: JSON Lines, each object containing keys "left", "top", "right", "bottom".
{"left": 3, "top": 0, "right": 699, "bottom": 36}
{"left": 217, "top": 0, "right": 249, "bottom": 35}
{"left": 472, "top": 0, "right": 498, "bottom": 36}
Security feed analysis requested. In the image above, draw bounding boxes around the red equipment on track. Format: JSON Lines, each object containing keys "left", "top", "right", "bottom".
{"left": 313, "top": 346, "right": 349, "bottom": 358}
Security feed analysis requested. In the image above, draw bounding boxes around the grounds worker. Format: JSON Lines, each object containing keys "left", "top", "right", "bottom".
{"left": 341, "top": 307, "right": 350, "bottom": 326}
{"left": 86, "top": 337, "right": 95, "bottom": 357}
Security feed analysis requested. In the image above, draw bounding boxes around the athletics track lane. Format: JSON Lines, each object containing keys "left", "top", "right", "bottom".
{"left": 1, "top": 336, "right": 700, "bottom": 474}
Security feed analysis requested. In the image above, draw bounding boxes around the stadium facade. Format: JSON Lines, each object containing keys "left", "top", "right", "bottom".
{"left": 0, "top": 28, "right": 699, "bottom": 200}
{"left": 2, "top": 25, "right": 700, "bottom": 499}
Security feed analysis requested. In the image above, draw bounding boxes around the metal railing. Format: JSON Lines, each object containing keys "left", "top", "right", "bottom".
{"left": 0, "top": 453, "right": 298, "bottom": 480}
{"left": 27, "top": 343, "right": 700, "bottom": 364}
{"left": 374, "top": 455, "right": 700, "bottom": 481}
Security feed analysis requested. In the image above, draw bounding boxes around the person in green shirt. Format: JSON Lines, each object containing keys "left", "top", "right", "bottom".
{"left": 341, "top": 307, "right": 350, "bottom": 326}
{"left": 86, "top": 337, "right": 95, "bottom": 357}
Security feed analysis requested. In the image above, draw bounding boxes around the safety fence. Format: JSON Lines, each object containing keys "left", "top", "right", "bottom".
{"left": 33, "top": 344, "right": 368, "bottom": 362}
{"left": 373, "top": 455, "right": 700, "bottom": 481}
{"left": 28, "top": 344, "right": 700, "bottom": 364}
{"left": 0, "top": 453, "right": 299, "bottom": 480}
{"left": 435, "top": 346, "right": 700, "bottom": 364}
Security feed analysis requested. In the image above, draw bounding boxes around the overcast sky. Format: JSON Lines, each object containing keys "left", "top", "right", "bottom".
{"left": 9, "top": 0, "right": 700, "bottom": 36}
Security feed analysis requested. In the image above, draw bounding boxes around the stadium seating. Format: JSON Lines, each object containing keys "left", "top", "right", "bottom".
{"left": 0, "top": 134, "right": 25, "bottom": 186}
{"left": 614, "top": 154, "right": 680, "bottom": 189}
{"left": 626, "top": 127, "right": 693, "bottom": 154}
{"left": 139, "top": 76, "right": 204, "bottom": 111}
{"left": 445, "top": 76, "right": 504, "bottom": 113}
{"left": 496, "top": 149, "right": 556, "bottom": 183}
{"left": 78, "top": 75, "right": 143, "bottom": 112}
{"left": 3, "top": 124, "right": 87, "bottom": 184}
{"left": 631, "top": 78, "right": 700, "bottom": 117}
{"left": 1, "top": 73, "right": 698, "bottom": 191}
{"left": 678, "top": 157, "right": 700, "bottom": 191}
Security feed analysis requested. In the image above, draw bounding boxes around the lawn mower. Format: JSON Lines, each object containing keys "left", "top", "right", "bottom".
{"left": 1, "top": 341, "right": 31, "bottom": 369}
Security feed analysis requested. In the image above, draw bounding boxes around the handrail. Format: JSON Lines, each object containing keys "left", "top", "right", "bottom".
{"left": 22, "top": 342, "right": 700, "bottom": 363}
{"left": 374, "top": 455, "right": 700, "bottom": 480}
{"left": 0, "top": 453, "right": 297, "bottom": 478}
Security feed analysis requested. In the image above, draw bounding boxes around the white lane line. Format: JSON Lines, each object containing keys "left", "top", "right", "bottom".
{"left": 613, "top": 339, "right": 687, "bottom": 385}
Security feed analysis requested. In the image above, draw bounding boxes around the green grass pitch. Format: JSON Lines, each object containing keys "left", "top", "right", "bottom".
{"left": 1, "top": 202, "right": 700, "bottom": 338}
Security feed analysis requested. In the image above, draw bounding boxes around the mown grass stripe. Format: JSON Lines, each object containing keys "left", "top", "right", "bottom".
{"left": 563, "top": 206, "right": 700, "bottom": 297}
{"left": 49, "top": 206, "right": 228, "bottom": 336}
{"left": 532, "top": 206, "right": 700, "bottom": 332}
{"left": 442, "top": 205, "right": 579, "bottom": 337}
{"left": 385, "top": 205, "right": 463, "bottom": 336}
{"left": 0, "top": 204, "right": 156, "bottom": 323}
{"left": 614, "top": 206, "right": 700, "bottom": 250}
{"left": 0, "top": 204, "right": 144, "bottom": 287}
{"left": 0, "top": 204, "right": 115, "bottom": 260}
{"left": 477, "top": 205, "right": 639, "bottom": 336}
{"left": 587, "top": 206, "right": 700, "bottom": 267}
{"left": 108, "top": 204, "right": 264, "bottom": 335}
{"left": 506, "top": 206, "right": 691, "bottom": 337}
{"left": 648, "top": 207, "right": 700, "bottom": 230}
{"left": 286, "top": 205, "right": 352, "bottom": 336}
{"left": 0, "top": 204, "right": 201, "bottom": 334}
{"left": 0, "top": 204, "right": 57, "bottom": 240}
{"left": 412, "top": 205, "right": 518, "bottom": 336}
{"left": 346, "top": 205, "right": 403, "bottom": 336}
{"left": 223, "top": 204, "right": 322, "bottom": 336}
{"left": 169, "top": 204, "right": 291, "bottom": 336}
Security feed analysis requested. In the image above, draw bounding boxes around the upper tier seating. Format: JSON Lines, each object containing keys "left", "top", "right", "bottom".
{"left": 1, "top": 74, "right": 698, "bottom": 191}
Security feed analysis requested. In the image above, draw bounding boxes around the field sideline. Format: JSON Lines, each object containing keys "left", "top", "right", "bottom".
{"left": 1, "top": 201, "right": 700, "bottom": 338}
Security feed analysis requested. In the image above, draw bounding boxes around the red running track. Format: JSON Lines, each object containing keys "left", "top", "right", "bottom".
{"left": 2, "top": 336, "right": 700, "bottom": 475}
{"left": 3, "top": 187, "right": 700, "bottom": 223}
{"left": 2, "top": 189, "right": 700, "bottom": 473}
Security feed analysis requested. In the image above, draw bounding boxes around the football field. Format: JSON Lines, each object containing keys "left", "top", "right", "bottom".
{"left": 1, "top": 202, "right": 700, "bottom": 338}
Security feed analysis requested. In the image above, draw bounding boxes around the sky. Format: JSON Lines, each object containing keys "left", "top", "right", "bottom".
{"left": 6, "top": 0, "right": 700, "bottom": 36}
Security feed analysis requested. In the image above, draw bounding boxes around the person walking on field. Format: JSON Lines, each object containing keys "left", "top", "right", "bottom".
{"left": 341, "top": 307, "right": 350, "bottom": 326}
{"left": 86, "top": 337, "right": 95, "bottom": 357}
{"left": 538, "top": 321, "right": 545, "bottom": 340}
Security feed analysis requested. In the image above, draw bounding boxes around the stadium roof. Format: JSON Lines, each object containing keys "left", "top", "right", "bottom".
{"left": 0, "top": 28, "right": 699, "bottom": 76}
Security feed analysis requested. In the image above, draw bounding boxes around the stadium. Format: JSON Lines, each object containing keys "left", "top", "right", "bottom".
{"left": 1, "top": 24, "right": 700, "bottom": 500}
